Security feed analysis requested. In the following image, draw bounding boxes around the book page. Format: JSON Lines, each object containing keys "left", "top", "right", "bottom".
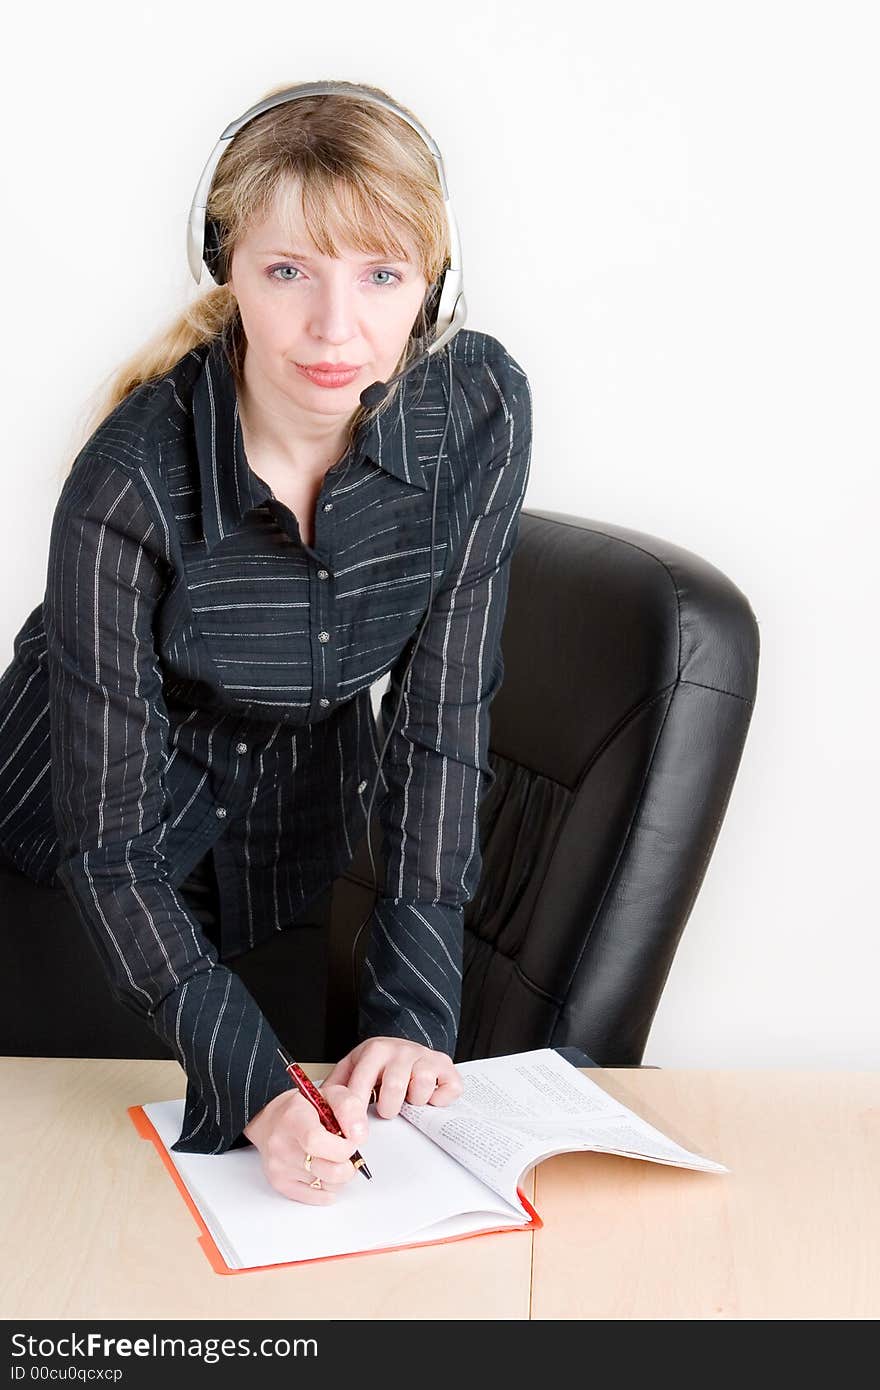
{"left": 139, "top": 1096, "right": 527, "bottom": 1271}
{"left": 399, "top": 1049, "right": 730, "bottom": 1207}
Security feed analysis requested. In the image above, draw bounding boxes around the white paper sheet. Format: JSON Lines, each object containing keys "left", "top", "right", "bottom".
{"left": 400, "top": 1049, "right": 730, "bottom": 1206}
{"left": 140, "top": 1097, "right": 527, "bottom": 1270}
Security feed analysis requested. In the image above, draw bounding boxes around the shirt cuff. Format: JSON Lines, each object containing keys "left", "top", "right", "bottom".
{"left": 356, "top": 897, "right": 463, "bottom": 1057}
{"left": 146, "top": 966, "right": 296, "bottom": 1155}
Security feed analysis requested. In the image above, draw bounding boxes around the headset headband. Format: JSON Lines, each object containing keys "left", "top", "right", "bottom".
{"left": 186, "top": 80, "right": 466, "bottom": 356}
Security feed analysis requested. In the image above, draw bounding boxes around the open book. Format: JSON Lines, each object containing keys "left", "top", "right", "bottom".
{"left": 129, "top": 1048, "right": 729, "bottom": 1275}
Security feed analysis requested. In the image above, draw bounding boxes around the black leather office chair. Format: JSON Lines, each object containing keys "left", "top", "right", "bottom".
{"left": 0, "top": 509, "right": 759, "bottom": 1068}
{"left": 330, "top": 509, "right": 759, "bottom": 1064}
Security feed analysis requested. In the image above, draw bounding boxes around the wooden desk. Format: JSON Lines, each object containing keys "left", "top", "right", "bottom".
{"left": 1, "top": 1060, "right": 877, "bottom": 1320}
{"left": 0, "top": 1058, "right": 532, "bottom": 1320}
{"left": 531, "top": 1068, "right": 880, "bottom": 1320}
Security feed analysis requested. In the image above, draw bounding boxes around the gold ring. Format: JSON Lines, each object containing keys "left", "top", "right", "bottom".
{"left": 309, "top": 1177, "right": 323, "bottom": 1189}
{"left": 370, "top": 1087, "right": 378, "bottom": 1106}
{"left": 303, "top": 1152, "right": 313, "bottom": 1172}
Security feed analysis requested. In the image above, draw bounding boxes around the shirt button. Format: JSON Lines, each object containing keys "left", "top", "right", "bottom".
{"left": 318, "top": 630, "right": 331, "bottom": 643}
{"left": 215, "top": 807, "right": 227, "bottom": 819}
{"left": 317, "top": 569, "right": 329, "bottom": 580}
{"left": 319, "top": 697, "right": 330, "bottom": 708}
{"left": 323, "top": 503, "right": 334, "bottom": 512}
{"left": 235, "top": 742, "right": 248, "bottom": 754}
{"left": 357, "top": 779, "right": 368, "bottom": 794}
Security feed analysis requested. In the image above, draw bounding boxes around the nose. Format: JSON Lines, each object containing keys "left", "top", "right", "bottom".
{"left": 306, "top": 276, "right": 363, "bottom": 345}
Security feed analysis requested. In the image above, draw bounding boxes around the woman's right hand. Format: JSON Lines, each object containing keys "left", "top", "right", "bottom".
{"left": 242, "top": 1084, "right": 369, "bottom": 1203}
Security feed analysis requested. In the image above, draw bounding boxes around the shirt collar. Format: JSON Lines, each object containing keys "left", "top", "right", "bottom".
{"left": 191, "top": 333, "right": 428, "bottom": 554}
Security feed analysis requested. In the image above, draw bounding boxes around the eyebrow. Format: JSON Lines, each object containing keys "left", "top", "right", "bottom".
{"left": 264, "top": 250, "right": 410, "bottom": 265}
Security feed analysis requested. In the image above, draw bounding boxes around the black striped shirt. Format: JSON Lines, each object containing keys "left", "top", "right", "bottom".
{"left": 0, "top": 327, "right": 532, "bottom": 1153}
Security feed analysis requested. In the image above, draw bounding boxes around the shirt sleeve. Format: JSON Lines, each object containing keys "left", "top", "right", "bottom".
{"left": 357, "top": 351, "right": 533, "bottom": 1056}
{"left": 44, "top": 447, "right": 294, "bottom": 1154}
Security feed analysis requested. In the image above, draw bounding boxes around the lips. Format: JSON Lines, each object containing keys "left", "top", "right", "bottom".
{"left": 295, "top": 362, "right": 362, "bottom": 389}
{"left": 300, "top": 362, "right": 361, "bottom": 371}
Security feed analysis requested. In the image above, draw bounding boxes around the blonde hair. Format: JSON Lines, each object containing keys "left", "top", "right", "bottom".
{"left": 61, "top": 80, "right": 451, "bottom": 481}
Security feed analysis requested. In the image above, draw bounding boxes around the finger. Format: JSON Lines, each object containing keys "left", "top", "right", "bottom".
{"left": 298, "top": 1117, "right": 362, "bottom": 1163}
{"left": 296, "top": 1152, "right": 358, "bottom": 1186}
{"left": 345, "top": 1044, "right": 399, "bottom": 1105}
{"left": 375, "top": 1063, "right": 416, "bottom": 1119}
{"left": 323, "top": 1054, "right": 355, "bottom": 1090}
{"left": 321, "top": 1083, "right": 370, "bottom": 1142}
{"left": 281, "top": 1179, "right": 337, "bottom": 1205}
{"left": 262, "top": 1162, "right": 337, "bottom": 1204}
{"left": 275, "top": 1095, "right": 359, "bottom": 1163}
{"left": 263, "top": 1132, "right": 356, "bottom": 1191}
{"left": 427, "top": 1065, "right": 464, "bottom": 1106}
{"left": 405, "top": 1061, "right": 443, "bottom": 1106}
{"left": 345, "top": 1064, "right": 383, "bottom": 1106}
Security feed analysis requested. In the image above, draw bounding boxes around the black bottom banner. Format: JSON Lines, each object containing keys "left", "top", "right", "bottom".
{"left": 4, "top": 1320, "right": 610, "bottom": 1384}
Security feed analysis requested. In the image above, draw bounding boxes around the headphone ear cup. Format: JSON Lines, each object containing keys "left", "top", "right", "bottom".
{"left": 203, "top": 216, "right": 228, "bottom": 284}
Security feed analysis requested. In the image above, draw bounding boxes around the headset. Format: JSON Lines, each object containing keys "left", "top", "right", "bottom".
{"left": 186, "top": 81, "right": 467, "bottom": 1035}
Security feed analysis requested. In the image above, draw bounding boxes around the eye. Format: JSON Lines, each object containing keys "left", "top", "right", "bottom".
{"left": 266, "top": 265, "right": 403, "bottom": 287}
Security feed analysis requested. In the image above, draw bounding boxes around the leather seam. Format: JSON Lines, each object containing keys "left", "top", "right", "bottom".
{"left": 511, "top": 961, "right": 563, "bottom": 1006}
{"left": 464, "top": 924, "right": 560, "bottom": 1002}
{"left": 679, "top": 676, "right": 754, "bottom": 705}
{"left": 563, "top": 685, "right": 678, "bottom": 994}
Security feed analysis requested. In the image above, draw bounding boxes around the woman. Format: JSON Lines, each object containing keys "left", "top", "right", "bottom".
{"left": 0, "top": 81, "right": 533, "bottom": 1204}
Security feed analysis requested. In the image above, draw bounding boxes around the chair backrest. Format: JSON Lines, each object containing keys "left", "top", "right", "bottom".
{"left": 329, "top": 509, "right": 760, "bottom": 1065}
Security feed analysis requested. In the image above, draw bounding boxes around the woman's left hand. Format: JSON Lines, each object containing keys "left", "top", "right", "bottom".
{"left": 324, "top": 1037, "right": 463, "bottom": 1120}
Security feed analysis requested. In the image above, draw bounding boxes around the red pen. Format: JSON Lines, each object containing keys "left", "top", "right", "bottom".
{"left": 276, "top": 1045, "right": 372, "bottom": 1180}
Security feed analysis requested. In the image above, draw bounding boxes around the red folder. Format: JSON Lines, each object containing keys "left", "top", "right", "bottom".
{"left": 129, "top": 1104, "right": 543, "bottom": 1276}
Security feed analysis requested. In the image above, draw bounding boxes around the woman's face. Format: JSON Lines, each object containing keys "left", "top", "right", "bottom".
{"left": 228, "top": 193, "right": 429, "bottom": 421}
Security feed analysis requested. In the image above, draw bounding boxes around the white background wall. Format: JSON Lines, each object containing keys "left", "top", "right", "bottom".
{"left": 1, "top": 1, "right": 876, "bottom": 1066}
